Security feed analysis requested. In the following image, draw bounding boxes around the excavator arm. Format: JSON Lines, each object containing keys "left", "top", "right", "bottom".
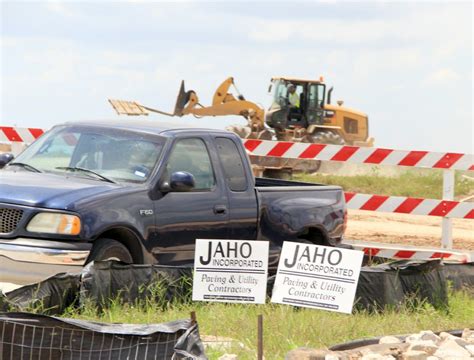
{"left": 109, "top": 77, "right": 268, "bottom": 136}
{"left": 173, "top": 77, "right": 267, "bottom": 134}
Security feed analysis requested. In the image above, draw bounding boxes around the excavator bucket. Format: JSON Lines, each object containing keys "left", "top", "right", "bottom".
{"left": 173, "top": 80, "right": 191, "bottom": 116}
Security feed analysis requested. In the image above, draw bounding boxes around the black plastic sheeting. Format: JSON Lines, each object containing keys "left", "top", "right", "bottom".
{"left": 0, "top": 262, "right": 194, "bottom": 315}
{"left": 0, "top": 273, "right": 80, "bottom": 315}
{"left": 0, "top": 312, "right": 206, "bottom": 359}
{"left": 1, "top": 261, "right": 473, "bottom": 315}
{"left": 443, "top": 263, "right": 474, "bottom": 289}
{"left": 80, "top": 262, "right": 193, "bottom": 310}
{"left": 355, "top": 260, "right": 456, "bottom": 310}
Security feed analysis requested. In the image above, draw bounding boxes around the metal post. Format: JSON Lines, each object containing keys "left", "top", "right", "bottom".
{"left": 441, "top": 169, "right": 455, "bottom": 249}
{"left": 190, "top": 311, "right": 197, "bottom": 326}
{"left": 257, "top": 314, "right": 263, "bottom": 360}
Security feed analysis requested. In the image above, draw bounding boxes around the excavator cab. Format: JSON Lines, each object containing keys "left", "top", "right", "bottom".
{"left": 266, "top": 77, "right": 326, "bottom": 138}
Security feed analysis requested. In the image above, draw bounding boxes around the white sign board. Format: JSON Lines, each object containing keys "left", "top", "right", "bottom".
{"left": 271, "top": 242, "right": 363, "bottom": 314}
{"left": 193, "top": 239, "right": 269, "bottom": 304}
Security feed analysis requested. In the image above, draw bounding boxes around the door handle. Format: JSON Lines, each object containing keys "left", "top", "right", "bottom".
{"left": 213, "top": 205, "right": 227, "bottom": 215}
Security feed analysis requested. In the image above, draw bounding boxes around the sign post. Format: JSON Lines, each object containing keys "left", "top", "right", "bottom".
{"left": 193, "top": 239, "right": 269, "bottom": 304}
{"left": 271, "top": 242, "right": 363, "bottom": 314}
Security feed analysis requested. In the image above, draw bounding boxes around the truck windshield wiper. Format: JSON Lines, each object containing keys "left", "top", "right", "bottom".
{"left": 8, "top": 162, "right": 42, "bottom": 173}
{"left": 55, "top": 166, "right": 118, "bottom": 184}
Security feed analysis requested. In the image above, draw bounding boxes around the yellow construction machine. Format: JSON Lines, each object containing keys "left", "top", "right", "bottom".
{"left": 109, "top": 76, "right": 373, "bottom": 177}
{"left": 264, "top": 76, "right": 373, "bottom": 146}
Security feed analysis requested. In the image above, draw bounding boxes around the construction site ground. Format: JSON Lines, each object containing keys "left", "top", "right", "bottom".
{"left": 346, "top": 209, "right": 473, "bottom": 251}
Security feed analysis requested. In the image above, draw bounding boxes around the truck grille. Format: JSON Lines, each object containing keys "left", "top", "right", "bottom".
{"left": 0, "top": 208, "right": 24, "bottom": 234}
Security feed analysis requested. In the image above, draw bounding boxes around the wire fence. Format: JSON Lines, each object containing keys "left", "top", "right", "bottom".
{"left": 0, "top": 312, "right": 205, "bottom": 359}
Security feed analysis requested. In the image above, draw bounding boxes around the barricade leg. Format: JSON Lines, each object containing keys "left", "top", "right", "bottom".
{"left": 441, "top": 169, "right": 455, "bottom": 248}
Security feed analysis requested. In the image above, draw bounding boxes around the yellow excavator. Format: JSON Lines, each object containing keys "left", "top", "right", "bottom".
{"left": 109, "top": 76, "right": 373, "bottom": 177}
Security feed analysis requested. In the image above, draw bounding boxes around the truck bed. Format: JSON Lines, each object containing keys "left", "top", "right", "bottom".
{"left": 254, "top": 177, "right": 346, "bottom": 270}
{"left": 255, "top": 177, "right": 342, "bottom": 191}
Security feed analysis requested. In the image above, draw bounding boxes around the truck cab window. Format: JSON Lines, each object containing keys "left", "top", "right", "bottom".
{"left": 166, "top": 138, "right": 215, "bottom": 190}
{"left": 215, "top": 137, "right": 247, "bottom": 191}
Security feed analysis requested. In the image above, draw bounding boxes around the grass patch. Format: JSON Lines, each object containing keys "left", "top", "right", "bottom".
{"left": 63, "top": 290, "right": 474, "bottom": 359}
{"left": 294, "top": 170, "right": 473, "bottom": 199}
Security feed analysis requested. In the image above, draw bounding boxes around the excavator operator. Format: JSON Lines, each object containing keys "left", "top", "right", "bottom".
{"left": 287, "top": 84, "right": 300, "bottom": 109}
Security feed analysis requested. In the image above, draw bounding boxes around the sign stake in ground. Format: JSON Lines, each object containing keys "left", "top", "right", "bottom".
{"left": 271, "top": 242, "right": 364, "bottom": 314}
{"left": 193, "top": 239, "right": 269, "bottom": 304}
{"left": 257, "top": 314, "right": 263, "bottom": 360}
{"left": 190, "top": 311, "right": 197, "bottom": 326}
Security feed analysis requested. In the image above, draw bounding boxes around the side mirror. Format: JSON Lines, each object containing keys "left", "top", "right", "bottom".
{"left": 161, "top": 171, "right": 195, "bottom": 192}
{"left": 0, "top": 153, "right": 14, "bottom": 169}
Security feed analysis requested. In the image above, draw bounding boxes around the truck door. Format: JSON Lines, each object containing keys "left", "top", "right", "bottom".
{"left": 213, "top": 136, "right": 258, "bottom": 239}
{"left": 151, "top": 136, "right": 229, "bottom": 265}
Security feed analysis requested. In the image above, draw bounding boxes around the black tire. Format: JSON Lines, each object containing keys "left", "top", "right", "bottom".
{"left": 88, "top": 238, "right": 133, "bottom": 263}
{"left": 310, "top": 131, "right": 345, "bottom": 145}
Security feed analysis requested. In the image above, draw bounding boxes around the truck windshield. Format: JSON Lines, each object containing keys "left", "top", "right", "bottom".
{"left": 12, "top": 125, "right": 165, "bottom": 183}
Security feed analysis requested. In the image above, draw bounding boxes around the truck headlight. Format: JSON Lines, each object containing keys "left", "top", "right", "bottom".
{"left": 27, "top": 213, "right": 81, "bottom": 235}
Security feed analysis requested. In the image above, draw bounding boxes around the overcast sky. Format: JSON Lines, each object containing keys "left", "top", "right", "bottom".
{"left": 1, "top": 1, "right": 472, "bottom": 153}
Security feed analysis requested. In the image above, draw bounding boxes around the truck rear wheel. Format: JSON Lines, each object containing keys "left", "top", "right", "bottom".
{"left": 310, "top": 131, "right": 345, "bottom": 145}
{"left": 88, "top": 238, "right": 133, "bottom": 263}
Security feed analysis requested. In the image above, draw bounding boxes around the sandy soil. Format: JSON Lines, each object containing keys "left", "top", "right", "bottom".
{"left": 346, "top": 209, "right": 474, "bottom": 250}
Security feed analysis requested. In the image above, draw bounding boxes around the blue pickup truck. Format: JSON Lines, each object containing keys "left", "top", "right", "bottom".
{"left": 0, "top": 120, "right": 347, "bottom": 284}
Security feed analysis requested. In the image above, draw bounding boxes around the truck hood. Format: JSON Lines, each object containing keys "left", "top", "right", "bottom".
{"left": 0, "top": 170, "right": 122, "bottom": 210}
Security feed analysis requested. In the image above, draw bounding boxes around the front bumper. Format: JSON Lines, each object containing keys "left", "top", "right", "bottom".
{"left": 0, "top": 238, "right": 92, "bottom": 286}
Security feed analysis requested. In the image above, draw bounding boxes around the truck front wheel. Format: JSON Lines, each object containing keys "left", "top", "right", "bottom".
{"left": 88, "top": 238, "right": 133, "bottom": 263}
